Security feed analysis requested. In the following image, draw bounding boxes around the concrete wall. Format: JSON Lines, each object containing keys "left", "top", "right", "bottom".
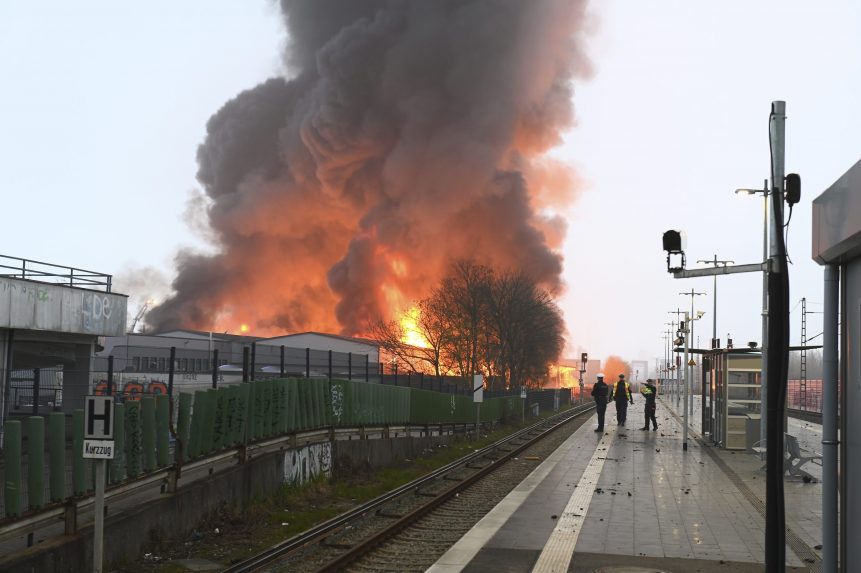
{"left": 0, "top": 432, "right": 455, "bottom": 572}
{"left": 0, "top": 278, "right": 127, "bottom": 337}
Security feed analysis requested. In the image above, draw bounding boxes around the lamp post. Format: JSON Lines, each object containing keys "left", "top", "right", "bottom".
{"left": 669, "top": 309, "right": 685, "bottom": 406}
{"left": 735, "top": 179, "right": 769, "bottom": 453}
{"left": 696, "top": 256, "right": 734, "bottom": 348}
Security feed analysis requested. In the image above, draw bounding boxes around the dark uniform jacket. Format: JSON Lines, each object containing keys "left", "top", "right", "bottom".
{"left": 641, "top": 383, "right": 657, "bottom": 405}
{"left": 591, "top": 380, "right": 609, "bottom": 404}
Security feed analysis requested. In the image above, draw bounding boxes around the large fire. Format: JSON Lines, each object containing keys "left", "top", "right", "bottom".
{"left": 144, "top": 2, "right": 591, "bottom": 338}
{"left": 399, "top": 306, "right": 429, "bottom": 349}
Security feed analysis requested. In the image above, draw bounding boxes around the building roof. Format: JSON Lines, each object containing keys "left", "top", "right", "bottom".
{"left": 150, "top": 329, "right": 262, "bottom": 343}
{"left": 261, "top": 331, "right": 381, "bottom": 347}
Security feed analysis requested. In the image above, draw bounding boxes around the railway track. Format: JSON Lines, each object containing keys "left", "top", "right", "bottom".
{"left": 224, "top": 403, "right": 596, "bottom": 573}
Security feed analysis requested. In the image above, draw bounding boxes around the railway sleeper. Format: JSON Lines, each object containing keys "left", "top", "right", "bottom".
{"left": 414, "top": 489, "right": 439, "bottom": 498}
{"left": 321, "top": 539, "right": 355, "bottom": 550}
{"left": 443, "top": 474, "right": 465, "bottom": 481}
{"left": 376, "top": 509, "right": 405, "bottom": 518}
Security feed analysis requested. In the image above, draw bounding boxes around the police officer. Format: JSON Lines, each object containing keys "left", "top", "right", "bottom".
{"left": 640, "top": 378, "right": 658, "bottom": 431}
{"left": 609, "top": 373, "right": 633, "bottom": 426}
{"left": 590, "top": 373, "right": 609, "bottom": 432}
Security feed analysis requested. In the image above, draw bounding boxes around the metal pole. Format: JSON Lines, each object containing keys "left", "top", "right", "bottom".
{"left": 168, "top": 346, "right": 176, "bottom": 398}
{"left": 211, "top": 349, "right": 218, "bottom": 389}
{"left": 761, "top": 178, "right": 770, "bottom": 456}
{"left": 683, "top": 312, "right": 690, "bottom": 451}
{"left": 32, "top": 368, "right": 40, "bottom": 416}
{"left": 250, "top": 342, "right": 256, "bottom": 381}
{"left": 93, "top": 459, "right": 106, "bottom": 573}
{"left": 106, "top": 356, "right": 114, "bottom": 397}
{"left": 765, "top": 100, "right": 786, "bottom": 573}
{"left": 822, "top": 264, "right": 838, "bottom": 573}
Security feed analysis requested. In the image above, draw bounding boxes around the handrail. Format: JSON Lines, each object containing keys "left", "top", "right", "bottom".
{"left": 0, "top": 254, "right": 112, "bottom": 292}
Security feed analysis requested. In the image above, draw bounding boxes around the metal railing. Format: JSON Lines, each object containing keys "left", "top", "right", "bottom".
{"left": 0, "top": 254, "right": 112, "bottom": 292}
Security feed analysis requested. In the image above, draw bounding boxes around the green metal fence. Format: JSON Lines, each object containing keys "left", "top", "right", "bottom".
{"left": 2, "top": 378, "right": 524, "bottom": 518}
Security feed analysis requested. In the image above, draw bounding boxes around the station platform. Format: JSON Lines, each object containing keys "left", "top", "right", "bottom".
{"left": 428, "top": 398, "right": 823, "bottom": 573}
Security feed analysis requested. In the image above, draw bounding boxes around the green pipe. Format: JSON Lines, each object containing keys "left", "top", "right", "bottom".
{"left": 110, "top": 404, "right": 125, "bottom": 483}
{"left": 141, "top": 397, "right": 156, "bottom": 472}
{"left": 48, "top": 412, "right": 65, "bottom": 503}
{"left": 27, "top": 416, "right": 45, "bottom": 510}
{"left": 177, "top": 392, "right": 192, "bottom": 462}
{"left": 125, "top": 401, "right": 142, "bottom": 478}
{"left": 4, "top": 420, "right": 22, "bottom": 517}
{"left": 156, "top": 395, "right": 170, "bottom": 467}
{"left": 72, "top": 409, "right": 86, "bottom": 495}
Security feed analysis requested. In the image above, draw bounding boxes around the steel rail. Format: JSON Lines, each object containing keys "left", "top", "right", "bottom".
{"left": 225, "top": 403, "right": 595, "bottom": 573}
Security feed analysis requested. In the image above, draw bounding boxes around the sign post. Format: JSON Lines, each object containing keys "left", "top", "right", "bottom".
{"left": 83, "top": 396, "right": 115, "bottom": 573}
{"left": 473, "top": 374, "right": 483, "bottom": 441}
{"left": 520, "top": 386, "right": 527, "bottom": 423}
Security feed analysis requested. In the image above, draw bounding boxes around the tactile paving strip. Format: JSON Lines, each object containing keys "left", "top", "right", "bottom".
{"left": 531, "top": 425, "right": 617, "bottom": 573}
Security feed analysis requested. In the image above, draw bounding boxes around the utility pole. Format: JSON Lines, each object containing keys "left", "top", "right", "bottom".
{"left": 680, "top": 289, "right": 706, "bottom": 412}
{"left": 697, "top": 256, "right": 734, "bottom": 348}
{"left": 669, "top": 309, "right": 685, "bottom": 407}
{"left": 683, "top": 312, "right": 690, "bottom": 451}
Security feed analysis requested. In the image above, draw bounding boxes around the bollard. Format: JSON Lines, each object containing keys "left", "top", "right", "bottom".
{"left": 141, "top": 397, "right": 156, "bottom": 472}
{"left": 156, "top": 395, "right": 170, "bottom": 467}
{"left": 109, "top": 404, "right": 125, "bottom": 483}
{"left": 72, "top": 409, "right": 86, "bottom": 495}
{"left": 48, "top": 412, "right": 65, "bottom": 503}
{"left": 177, "top": 392, "right": 193, "bottom": 462}
{"left": 125, "top": 401, "right": 142, "bottom": 478}
{"left": 4, "top": 420, "right": 22, "bottom": 517}
{"left": 27, "top": 416, "right": 45, "bottom": 510}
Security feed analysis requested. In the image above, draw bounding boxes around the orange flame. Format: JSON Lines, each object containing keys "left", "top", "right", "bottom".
{"left": 399, "top": 305, "right": 429, "bottom": 348}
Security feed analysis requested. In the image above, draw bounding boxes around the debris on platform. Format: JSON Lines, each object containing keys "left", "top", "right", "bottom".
{"left": 524, "top": 456, "right": 540, "bottom": 460}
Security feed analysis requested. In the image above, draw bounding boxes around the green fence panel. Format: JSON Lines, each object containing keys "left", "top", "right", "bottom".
{"left": 223, "top": 385, "right": 237, "bottom": 447}
{"left": 125, "top": 401, "right": 142, "bottom": 478}
{"left": 202, "top": 389, "right": 217, "bottom": 454}
{"left": 262, "top": 380, "right": 272, "bottom": 437}
{"left": 27, "top": 416, "right": 45, "bottom": 510}
{"left": 288, "top": 379, "right": 299, "bottom": 432}
{"left": 156, "top": 395, "right": 170, "bottom": 467}
{"left": 177, "top": 393, "right": 193, "bottom": 462}
{"left": 212, "top": 388, "right": 226, "bottom": 451}
{"left": 48, "top": 412, "right": 65, "bottom": 502}
{"left": 110, "top": 404, "right": 126, "bottom": 483}
{"left": 72, "top": 409, "right": 86, "bottom": 495}
{"left": 277, "top": 380, "right": 288, "bottom": 434}
{"left": 236, "top": 383, "right": 249, "bottom": 444}
{"left": 187, "top": 391, "right": 205, "bottom": 460}
{"left": 141, "top": 397, "right": 156, "bottom": 473}
{"left": 4, "top": 420, "right": 22, "bottom": 517}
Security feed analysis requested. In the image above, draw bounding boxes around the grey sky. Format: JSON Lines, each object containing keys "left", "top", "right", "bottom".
{"left": 2, "top": 1, "right": 859, "bottom": 366}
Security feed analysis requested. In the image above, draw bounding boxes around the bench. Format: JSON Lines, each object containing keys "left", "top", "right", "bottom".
{"left": 784, "top": 433, "right": 822, "bottom": 478}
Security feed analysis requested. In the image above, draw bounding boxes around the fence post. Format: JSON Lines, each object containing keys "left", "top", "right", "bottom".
{"left": 168, "top": 347, "right": 176, "bottom": 398}
{"left": 280, "top": 346, "right": 285, "bottom": 377}
{"left": 394, "top": 363, "right": 398, "bottom": 387}
{"left": 305, "top": 348, "right": 311, "bottom": 379}
{"left": 107, "top": 356, "right": 114, "bottom": 397}
{"left": 348, "top": 352, "right": 352, "bottom": 381}
{"left": 251, "top": 342, "right": 256, "bottom": 381}
{"left": 32, "top": 368, "right": 41, "bottom": 416}
{"left": 242, "top": 347, "right": 250, "bottom": 383}
{"left": 211, "top": 348, "right": 219, "bottom": 389}
{"left": 328, "top": 350, "right": 333, "bottom": 382}
{"left": 365, "top": 354, "right": 369, "bottom": 383}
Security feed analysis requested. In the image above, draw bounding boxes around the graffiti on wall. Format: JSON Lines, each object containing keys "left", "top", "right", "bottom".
{"left": 283, "top": 442, "right": 332, "bottom": 486}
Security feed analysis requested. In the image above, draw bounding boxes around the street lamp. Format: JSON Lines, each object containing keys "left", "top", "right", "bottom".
{"left": 735, "top": 179, "right": 769, "bottom": 452}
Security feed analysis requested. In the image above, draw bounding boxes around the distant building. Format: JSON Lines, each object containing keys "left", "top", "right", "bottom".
{"left": 258, "top": 332, "right": 380, "bottom": 363}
